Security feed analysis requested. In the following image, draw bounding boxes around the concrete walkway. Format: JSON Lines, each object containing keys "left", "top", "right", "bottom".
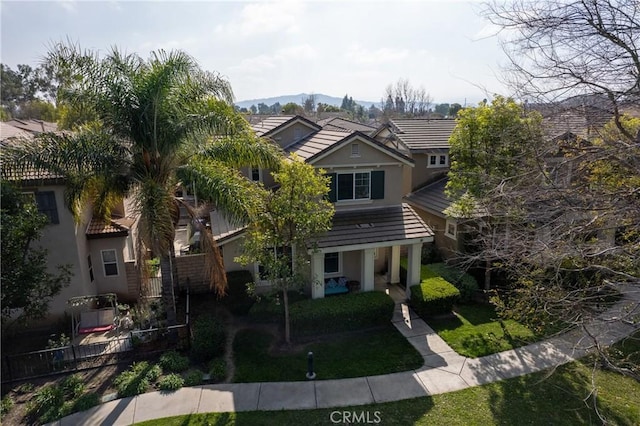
{"left": 53, "top": 284, "right": 639, "bottom": 426}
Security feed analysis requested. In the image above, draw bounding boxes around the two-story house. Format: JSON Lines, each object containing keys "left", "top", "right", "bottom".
{"left": 209, "top": 115, "right": 435, "bottom": 299}
{"left": 1, "top": 121, "right": 139, "bottom": 326}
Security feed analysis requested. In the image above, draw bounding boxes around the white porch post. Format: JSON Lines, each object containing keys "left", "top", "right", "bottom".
{"left": 406, "top": 242, "right": 422, "bottom": 299}
{"left": 361, "top": 248, "right": 375, "bottom": 292}
{"left": 389, "top": 245, "right": 401, "bottom": 284}
{"left": 311, "top": 251, "right": 325, "bottom": 299}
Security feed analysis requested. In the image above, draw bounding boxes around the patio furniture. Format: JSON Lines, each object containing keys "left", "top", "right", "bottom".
{"left": 68, "top": 294, "right": 119, "bottom": 338}
{"left": 324, "top": 277, "right": 349, "bottom": 296}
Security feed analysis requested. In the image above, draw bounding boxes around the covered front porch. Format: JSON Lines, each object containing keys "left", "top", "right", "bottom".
{"left": 309, "top": 204, "right": 434, "bottom": 300}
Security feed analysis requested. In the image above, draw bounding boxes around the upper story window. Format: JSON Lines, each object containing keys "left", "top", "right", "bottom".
{"left": 101, "top": 249, "right": 119, "bottom": 277}
{"left": 26, "top": 191, "right": 59, "bottom": 224}
{"left": 250, "top": 167, "right": 262, "bottom": 182}
{"left": 351, "top": 143, "right": 360, "bottom": 157}
{"left": 445, "top": 219, "right": 457, "bottom": 240}
{"left": 338, "top": 172, "right": 370, "bottom": 200}
{"left": 327, "top": 171, "right": 385, "bottom": 203}
{"left": 427, "top": 154, "right": 449, "bottom": 169}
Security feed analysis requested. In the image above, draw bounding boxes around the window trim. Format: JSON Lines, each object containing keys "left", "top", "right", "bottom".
{"left": 101, "top": 249, "right": 119, "bottom": 277}
{"left": 445, "top": 219, "right": 457, "bottom": 240}
{"left": 337, "top": 171, "right": 371, "bottom": 201}
{"left": 323, "top": 252, "right": 342, "bottom": 277}
{"left": 250, "top": 166, "right": 262, "bottom": 182}
{"left": 427, "top": 154, "right": 449, "bottom": 169}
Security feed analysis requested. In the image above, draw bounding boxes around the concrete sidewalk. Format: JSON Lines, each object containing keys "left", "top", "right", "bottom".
{"left": 54, "top": 284, "right": 639, "bottom": 425}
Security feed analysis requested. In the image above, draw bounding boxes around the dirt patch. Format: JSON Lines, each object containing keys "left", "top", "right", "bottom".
{"left": 1, "top": 364, "right": 128, "bottom": 426}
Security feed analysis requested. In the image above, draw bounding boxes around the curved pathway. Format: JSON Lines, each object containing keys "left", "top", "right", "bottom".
{"left": 54, "top": 284, "right": 639, "bottom": 426}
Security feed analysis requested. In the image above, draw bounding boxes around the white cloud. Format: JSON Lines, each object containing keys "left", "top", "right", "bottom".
{"left": 229, "top": 44, "right": 317, "bottom": 74}
{"left": 344, "top": 44, "right": 417, "bottom": 65}
{"left": 56, "top": 0, "right": 77, "bottom": 13}
{"left": 215, "top": 1, "right": 304, "bottom": 39}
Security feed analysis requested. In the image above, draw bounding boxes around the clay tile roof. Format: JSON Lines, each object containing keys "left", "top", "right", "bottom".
{"left": 404, "top": 177, "right": 451, "bottom": 217}
{"left": 317, "top": 117, "right": 377, "bottom": 134}
{"left": 387, "top": 118, "right": 457, "bottom": 151}
{"left": 86, "top": 217, "right": 134, "bottom": 239}
{"left": 314, "top": 203, "right": 434, "bottom": 249}
{"left": 285, "top": 129, "right": 354, "bottom": 161}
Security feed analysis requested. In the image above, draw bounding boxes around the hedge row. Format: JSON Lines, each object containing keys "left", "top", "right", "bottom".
{"left": 410, "top": 277, "right": 460, "bottom": 318}
{"left": 423, "top": 263, "right": 478, "bottom": 303}
{"left": 289, "top": 292, "right": 395, "bottom": 338}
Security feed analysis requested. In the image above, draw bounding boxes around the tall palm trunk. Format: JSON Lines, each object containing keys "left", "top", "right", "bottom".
{"left": 160, "top": 253, "right": 177, "bottom": 326}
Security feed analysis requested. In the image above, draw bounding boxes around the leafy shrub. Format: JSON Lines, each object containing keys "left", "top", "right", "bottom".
{"left": 159, "top": 351, "right": 190, "bottom": 373}
{"left": 410, "top": 277, "right": 460, "bottom": 318}
{"left": 1, "top": 395, "right": 14, "bottom": 416}
{"left": 424, "top": 263, "right": 478, "bottom": 303}
{"left": 72, "top": 392, "right": 100, "bottom": 412}
{"left": 114, "top": 361, "right": 163, "bottom": 397}
{"left": 247, "top": 291, "right": 307, "bottom": 323}
{"left": 184, "top": 369, "right": 204, "bottom": 386}
{"left": 61, "top": 374, "right": 85, "bottom": 399}
{"left": 191, "top": 315, "right": 226, "bottom": 362}
{"left": 16, "top": 382, "right": 35, "bottom": 393}
{"left": 289, "top": 292, "right": 394, "bottom": 338}
{"left": 158, "top": 374, "right": 184, "bottom": 391}
{"left": 27, "top": 384, "right": 63, "bottom": 423}
{"left": 208, "top": 358, "right": 227, "bottom": 382}
{"left": 219, "top": 270, "right": 256, "bottom": 315}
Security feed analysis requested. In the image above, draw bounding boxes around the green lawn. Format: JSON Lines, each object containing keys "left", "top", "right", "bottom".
{"left": 135, "top": 355, "right": 640, "bottom": 425}
{"left": 232, "top": 325, "right": 424, "bottom": 382}
{"left": 428, "top": 304, "right": 538, "bottom": 358}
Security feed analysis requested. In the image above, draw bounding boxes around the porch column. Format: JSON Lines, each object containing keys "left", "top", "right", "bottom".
{"left": 311, "top": 251, "right": 325, "bottom": 299}
{"left": 406, "top": 242, "right": 422, "bottom": 299}
{"left": 389, "top": 245, "right": 401, "bottom": 284}
{"left": 361, "top": 248, "right": 375, "bottom": 292}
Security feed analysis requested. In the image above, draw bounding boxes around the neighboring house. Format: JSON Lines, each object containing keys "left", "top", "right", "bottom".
{"left": 316, "top": 117, "right": 377, "bottom": 135}
{"left": 1, "top": 121, "right": 139, "bottom": 326}
{"left": 210, "top": 115, "right": 435, "bottom": 299}
{"left": 403, "top": 106, "right": 617, "bottom": 259}
{"left": 372, "top": 118, "right": 457, "bottom": 191}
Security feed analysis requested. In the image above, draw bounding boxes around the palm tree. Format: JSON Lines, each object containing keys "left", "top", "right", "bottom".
{"left": 3, "top": 43, "right": 282, "bottom": 326}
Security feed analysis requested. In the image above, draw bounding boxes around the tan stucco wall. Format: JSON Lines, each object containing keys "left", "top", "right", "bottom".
{"left": 411, "top": 153, "right": 449, "bottom": 190}
{"left": 220, "top": 238, "right": 247, "bottom": 272}
{"left": 412, "top": 207, "right": 459, "bottom": 259}
{"left": 314, "top": 141, "right": 409, "bottom": 211}
{"left": 88, "top": 237, "right": 130, "bottom": 299}
{"left": 27, "top": 185, "right": 95, "bottom": 319}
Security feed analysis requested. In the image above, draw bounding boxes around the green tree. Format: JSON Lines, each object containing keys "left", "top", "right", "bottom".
{"left": 434, "top": 103, "right": 450, "bottom": 116}
{"left": 446, "top": 96, "right": 543, "bottom": 217}
{"left": 281, "top": 102, "right": 303, "bottom": 115}
{"left": 1, "top": 182, "right": 71, "bottom": 329}
{"left": 236, "top": 155, "right": 334, "bottom": 344}
{"left": 448, "top": 103, "right": 462, "bottom": 117}
{"left": 2, "top": 44, "right": 282, "bottom": 326}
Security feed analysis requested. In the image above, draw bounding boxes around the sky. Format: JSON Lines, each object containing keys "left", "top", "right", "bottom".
{"left": 1, "top": 0, "right": 509, "bottom": 106}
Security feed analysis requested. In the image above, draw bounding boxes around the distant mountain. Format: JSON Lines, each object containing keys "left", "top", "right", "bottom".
{"left": 235, "top": 93, "right": 379, "bottom": 110}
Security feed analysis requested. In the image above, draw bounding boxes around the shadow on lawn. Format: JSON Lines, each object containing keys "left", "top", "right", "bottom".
{"left": 471, "top": 360, "right": 637, "bottom": 425}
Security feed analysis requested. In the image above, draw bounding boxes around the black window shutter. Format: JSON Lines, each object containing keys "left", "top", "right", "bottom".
{"left": 371, "top": 170, "right": 385, "bottom": 200}
{"left": 327, "top": 173, "right": 337, "bottom": 202}
{"left": 337, "top": 173, "right": 354, "bottom": 200}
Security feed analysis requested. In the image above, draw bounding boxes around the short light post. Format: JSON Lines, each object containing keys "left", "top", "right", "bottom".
{"left": 306, "top": 351, "right": 316, "bottom": 380}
